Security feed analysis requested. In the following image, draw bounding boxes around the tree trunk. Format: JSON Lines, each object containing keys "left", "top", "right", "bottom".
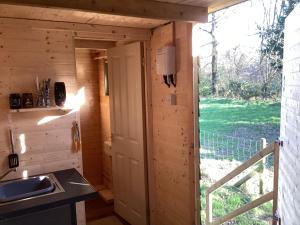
{"left": 211, "top": 13, "right": 218, "bottom": 95}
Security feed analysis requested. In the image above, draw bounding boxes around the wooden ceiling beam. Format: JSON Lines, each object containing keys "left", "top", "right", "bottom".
{"left": 74, "top": 39, "right": 116, "bottom": 50}
{"left": 0, "top": 0, "right": 208, "bottom": 22}
{"left": 208, "top": 0, "right": 248, "bottom": 13}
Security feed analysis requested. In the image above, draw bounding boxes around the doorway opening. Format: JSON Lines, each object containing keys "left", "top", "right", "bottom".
{"left": 74, "top": 41, "right": 148, "bottom": 225}
{"left": 74, "top": 48, "right": 117, "bottom": 223}
{"left": 192, "top": 0, "right": 296, "bottom": 224}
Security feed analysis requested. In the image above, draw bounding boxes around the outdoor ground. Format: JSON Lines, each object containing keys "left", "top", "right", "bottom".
{"left": 200, "top": 98, "right": 281, "bottom": 225}
{"left": 200, "top": 98, "right": 281, "bottom": 142}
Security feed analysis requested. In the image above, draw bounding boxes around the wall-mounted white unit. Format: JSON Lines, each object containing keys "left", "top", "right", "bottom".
{"left": 156, "top": 46, "right": 176, "bottom": 76}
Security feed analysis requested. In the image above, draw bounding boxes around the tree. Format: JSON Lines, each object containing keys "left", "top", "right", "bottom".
{"left": 199, "top": 12, "right": 219, "bottom": 95}
{"left": 258, "top": 0, "right": 300, "bottom": 71}
{"left": 257, "top": 0, "right": 299, "bottom": 98}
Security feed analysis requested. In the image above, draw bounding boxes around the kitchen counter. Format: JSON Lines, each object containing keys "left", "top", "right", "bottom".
{"left": 0, "top": 168, "right": 98, "bottom": 221}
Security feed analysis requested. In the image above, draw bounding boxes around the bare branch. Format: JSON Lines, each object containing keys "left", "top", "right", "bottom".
{"left": 198, "top": 27, "right": 212, "bottom": 35}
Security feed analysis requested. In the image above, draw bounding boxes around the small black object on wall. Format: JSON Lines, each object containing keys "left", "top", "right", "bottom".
{"left": 9, "top": 94, "right": 22, "bottom": 109}
{"left": 54, "top": 82, "right": 66, "bottom": 107}
{"left": 22, "top": 93, "right": 34, "bottom": 108}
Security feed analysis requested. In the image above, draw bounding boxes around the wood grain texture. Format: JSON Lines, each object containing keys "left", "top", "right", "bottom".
{"left": 149, "top": 22, "right": 195, "bottom": 225}
{"left": 98, "top": 59, "right": 113, "bottom": 191}
{"left": 0, "top": 17, "right": 154, "bottom": 225}
{"left": 0, "top": 17, "right": 152, "bottom": 42}
{"left": 1, "top": 0, "right": 208, "bottom": 22}
{"left": 0, "top": 4, "right": 167, "bottom": 29}
{"left": 0, "top": 19, "right": 85, "bottom": 225}
{"left": 75, "top": 49, "right": 102, "bottom": 186}
{"left": 155, "top": 0, "right": 246, "bottom": 12}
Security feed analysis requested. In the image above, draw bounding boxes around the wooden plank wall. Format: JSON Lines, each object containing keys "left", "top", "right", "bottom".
{"left": 0, "top": 19, "right": 82, "bottom": 182}
{"left": 98, "top": 59, "right": 113, "bottom": 190}
{"left": 149, "top": 22, "right": 195, "bottom": 225}
{"left": 0, "top": 18, "right": 86, "bottom": 225}
{"left": 75, "top": 49, "right": 102, "bottom": 186}
{"left": 0, "top": 16, "right": 150, "bottom": 225}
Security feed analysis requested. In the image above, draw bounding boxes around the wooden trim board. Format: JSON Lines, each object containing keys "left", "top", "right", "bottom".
{"left": 74, "top": 39, "right": 115, "bottom": 50}
{"left": 1, "top": 0, "right": 208, "bottom": 22}
{"left": 0, "top": 17, "right": 152, "bottom": 41}
{"left": 193, "top": 56, "right": 200, "bottom": 225}
{"left": 208, "top": 0, "right": 248, "bottom": 13}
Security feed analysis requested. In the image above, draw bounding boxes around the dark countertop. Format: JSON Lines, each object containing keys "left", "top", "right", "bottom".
{"left": 0, "top": 168, "right": 98, "bottom": 219}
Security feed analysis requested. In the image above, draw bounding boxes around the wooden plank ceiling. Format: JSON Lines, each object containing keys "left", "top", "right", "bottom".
{"left": 0, "top": 4, "right": 167, "bottom": 29}
{"left": 0, "top": 0, "right": 246, "bottom": 29}
{"left": 155, "top": 0, "right": 248, "bottom": 12}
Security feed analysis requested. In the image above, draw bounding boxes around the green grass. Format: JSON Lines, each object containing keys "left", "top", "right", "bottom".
{"left": 199, "top": 98, "right": 279, "bottom": 224}
{"left": 200, "top": 98, "right": 281, "bottom": 142}
{"left": 201, "top": 180, "right": 273, "bottom": 225}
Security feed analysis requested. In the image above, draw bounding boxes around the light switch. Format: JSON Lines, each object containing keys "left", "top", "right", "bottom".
{"left": 166, "top": 94, "right": 176, "bottom": 105}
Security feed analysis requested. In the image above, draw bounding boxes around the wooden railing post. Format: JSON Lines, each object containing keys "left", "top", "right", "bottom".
{"left": 259, "top": 138, "right": 267, "bottom": 194}
{"left": 205, "top": 143, "right": 278, "bottom": 225}
{"left": 272, "top": 142, "right": 280, "bottom": 225}
{"left": 206, "top": 192, "right": 212, "bottom": 225}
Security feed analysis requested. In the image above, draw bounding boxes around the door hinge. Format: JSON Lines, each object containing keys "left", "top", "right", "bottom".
{"left": 273, "top": 210, "right": 281, "bottom": 225}
{"left": 276, "top": 139, "right": 284, "bottom": 147}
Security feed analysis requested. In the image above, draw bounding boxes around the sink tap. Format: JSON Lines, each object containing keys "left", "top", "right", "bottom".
{"left": 0, "top": 168, "right": 17, "bottom": 181}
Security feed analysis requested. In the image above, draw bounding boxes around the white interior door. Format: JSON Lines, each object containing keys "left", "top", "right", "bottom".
{"left": 108, "top": 42, "right": 147, "bottom": 225}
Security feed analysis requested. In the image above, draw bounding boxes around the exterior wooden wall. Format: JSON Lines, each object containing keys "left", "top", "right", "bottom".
{"left": 75, "top": 49, "right": 102, "bottom": 186}
{"left": 279, "top": 4, "right": 300, "bottom": 224}
{"left": 149, "top": 22, "right": 195, "bottom": 225}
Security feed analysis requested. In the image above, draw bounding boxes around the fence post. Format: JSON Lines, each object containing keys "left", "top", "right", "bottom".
{"left": 206, "top": 192, "right": 212, "bottom": 225}
{"left": 259, "top": 138, "right": 267, "bottom": 195}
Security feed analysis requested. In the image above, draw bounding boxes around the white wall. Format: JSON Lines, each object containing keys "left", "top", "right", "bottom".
{"left": 279, "top": 4, "right": 300, "bottom": 225}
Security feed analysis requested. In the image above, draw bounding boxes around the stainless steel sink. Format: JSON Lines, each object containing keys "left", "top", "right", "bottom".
{"left": 0, "top": 174, "right": 59, "bottom": 203}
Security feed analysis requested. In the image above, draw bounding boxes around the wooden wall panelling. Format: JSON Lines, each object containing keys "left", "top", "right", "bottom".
{"left": 75, "top": 49, "right": 102, "bottom": 187}
{"left": 98, "top": 58, "right": 113, "bottom": 191}
{"left": 0, "top": 18, "right": 151, "bottom": 42}
{"left": 74, "top": 39, "right": 116, "bottom": 50}
{"left": 0, "top": 20, "right": 86, "bottom": 225}
{"left": 149, "top": 22, "right": 195, "bottom": 225}
{"left": 144, "top": 40, "right": 156, "bottom": 225}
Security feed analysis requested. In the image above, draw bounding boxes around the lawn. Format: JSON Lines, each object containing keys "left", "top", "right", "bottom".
{"left": 200, "top": 98, "right": 281, "bottom": 143}
{"left": 199, "top": 98, "right": 280, "bottom": 224}
{"left": 201, "top": 177, "right": 273, "bottom": 225}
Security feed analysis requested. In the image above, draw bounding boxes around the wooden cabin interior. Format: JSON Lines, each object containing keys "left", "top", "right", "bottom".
{"left": 0, "top": 1, "right": 258, "bottom": 225}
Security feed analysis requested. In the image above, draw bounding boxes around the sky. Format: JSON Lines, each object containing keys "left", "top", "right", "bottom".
{"left": 192, "top": 0, "right": 279, "bottom": 58}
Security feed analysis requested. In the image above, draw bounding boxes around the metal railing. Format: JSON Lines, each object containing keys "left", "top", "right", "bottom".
{"left": 200, "top": 130, "right": 268, "bottom": 163}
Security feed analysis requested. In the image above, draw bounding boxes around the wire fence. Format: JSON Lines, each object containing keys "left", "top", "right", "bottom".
{"left": 200, "top": 130, "right": 266, "bottom": 162}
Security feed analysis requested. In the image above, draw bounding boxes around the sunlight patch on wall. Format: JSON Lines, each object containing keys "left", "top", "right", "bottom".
{"left": 19, "top": 133, "right": 26, "bottom": 154}
{"left": 37, "top": 87, "right": 86, "bottom": 125}
{"left": 22, "top": 170, "right": 28, "bottom": 178}
{"left": 63, "top": 87, "right": 86, "bottom": 112}
{"left": 37, "top": 115, "right": 61, "bottom": 125}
